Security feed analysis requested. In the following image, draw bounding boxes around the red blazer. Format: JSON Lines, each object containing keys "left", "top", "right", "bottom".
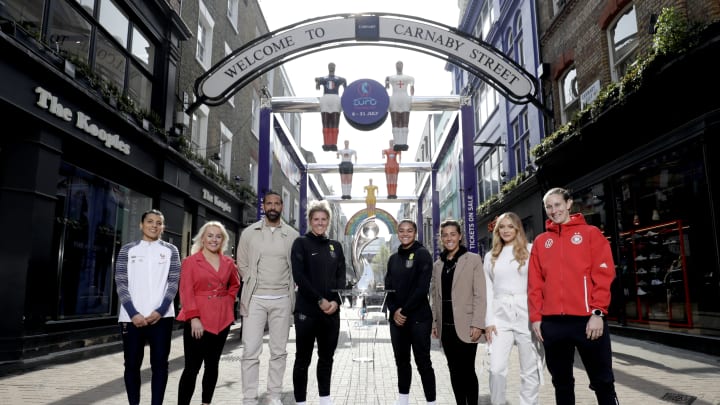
{"left": 176, "top": 251, "right": 240, "bottom": 334}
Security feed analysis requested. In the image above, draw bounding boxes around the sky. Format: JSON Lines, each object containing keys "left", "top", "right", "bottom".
{"left": 258, "top": 0, "right": 461, "bottom": 225}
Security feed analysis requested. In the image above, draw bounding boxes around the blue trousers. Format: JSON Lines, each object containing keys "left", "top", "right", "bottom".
{"left": 119, "top": 317, "right": 173, "bottom": 405}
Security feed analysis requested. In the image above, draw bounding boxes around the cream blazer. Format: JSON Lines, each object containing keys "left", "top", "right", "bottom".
{"left": 431, "top": 251, "right": 487, "bottom": 343}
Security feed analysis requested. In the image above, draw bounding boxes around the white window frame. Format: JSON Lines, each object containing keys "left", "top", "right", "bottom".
{"left": 219, "top": 122, "right": 233, "bottom": 177}
{"left": 249, "top": 159, "right": 258, "bottom": 193}
{"left": 514, "top": 13, "right": 524, "bottom": 67}
{"left": 191, "top": 104, "right": 209, "bottom": 157}
{"left": 281, "top": 187, "right": 291, "bottom": 221}
{"left": 226, "top": 0, "right": 239, "bottom": 32}
{"left": 251, "top": 91, "right": 260, "bottom": 138}
{"left": 608, "top": 5, "right": 639, "bottom": 82}
{"left": 223, "top": 43, "right": 235, "bottom": 107}
{"left": 560, "top": 67, "right": 579, "bottom": 124}
{"left": 196, "top": 1, "right": 215, "bottom": 70}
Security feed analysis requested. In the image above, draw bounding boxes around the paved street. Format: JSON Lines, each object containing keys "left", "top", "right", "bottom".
{"left": 1, "top": 305, "right": 719, "bottom": 404}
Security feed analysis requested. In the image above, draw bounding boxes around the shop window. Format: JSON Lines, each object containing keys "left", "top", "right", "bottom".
{"left": 47, "top": 0, "right": 92, "bottom": 63}
{"left": 610, "top": 142, "right": 718, "bottom": 336}
{"left": 42, "top": 0, "right": 156, "bottom": 115}
{"left": 98, "top": 0, "right": 128, "bottom": 47}
{"left": 608, "top": 5, "right": 639, "bottom": 82}
{"left": 54, "top": 163, "right": 152, "bottom": 319}
{"left": 478, "top": 147, "right": 503, "bottom": 202}
{"left": 560, "top": 67, "right": 579, "bottom": 123}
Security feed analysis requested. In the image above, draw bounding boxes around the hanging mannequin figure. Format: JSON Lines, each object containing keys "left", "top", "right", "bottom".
{"left": 385, "top": 61, "right": 414, "bottom": 152}
{"left": 316, "top": 62, "right": 347, "bottom": 151}
{"left": 337, "top": 140, "right": 357, "bottom": 199}
{"left": 382, "top": 140, "right": 401, "bottom": 199}
{"left": 364, "top": 178, "right": 379, "bottom": 218}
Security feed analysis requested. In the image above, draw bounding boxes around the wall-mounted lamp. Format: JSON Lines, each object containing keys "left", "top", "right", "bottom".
{"left": 211, "top": 152, "right": 221, "bottom": 161}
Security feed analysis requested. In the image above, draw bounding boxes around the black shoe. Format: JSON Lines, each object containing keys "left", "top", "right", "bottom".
{"left": 342, "top": 195, "right": 351, "bottom": 200}
{"left": 388, "top": 195, "right": 397, "bottom": 199}
{"left": 322, "top": 145, "right": 331, "bottom": 151}
{"left": 327, "top": 144, "right": 338, "bottom": 151}
{"left": 393, "top": 144, "right": 403, "bottom": 151}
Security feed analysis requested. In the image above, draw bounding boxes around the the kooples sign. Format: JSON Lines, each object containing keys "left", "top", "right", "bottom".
{"left": 35, "top": 87, "right": 131, "bottom": 155}
{"left": 202, "top": 189, "right": 232, "bottom": 213}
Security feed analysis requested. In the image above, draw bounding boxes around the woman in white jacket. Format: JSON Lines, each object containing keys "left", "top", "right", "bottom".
{"left": 483, "top": 212, "right": 542, "bottom": 405}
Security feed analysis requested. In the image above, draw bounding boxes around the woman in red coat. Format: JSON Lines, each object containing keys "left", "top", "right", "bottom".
{"left": 177, "top": 221, "right": 240, "bottom": 405}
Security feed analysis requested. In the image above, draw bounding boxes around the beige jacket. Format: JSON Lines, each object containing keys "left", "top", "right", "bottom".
{"left": 236, "top": 219, "right": 299, "bottom": 317}
{"left": 431, "top": 251, "right": 487, "bottom": 343}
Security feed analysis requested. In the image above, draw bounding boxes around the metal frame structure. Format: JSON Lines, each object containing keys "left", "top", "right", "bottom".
{"left": 259, "top": 95, "right": 480, "bottom": 253}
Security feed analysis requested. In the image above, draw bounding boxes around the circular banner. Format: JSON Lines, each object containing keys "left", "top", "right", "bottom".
{"left": 341, "top": 79, "right": 389, "bottom": 130}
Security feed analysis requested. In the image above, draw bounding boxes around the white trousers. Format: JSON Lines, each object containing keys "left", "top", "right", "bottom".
{"left": 488, "top": 294, "right": 542, "bottom": 405}
{"left": 241, "top": 296, "right": 291, "bottom": 405}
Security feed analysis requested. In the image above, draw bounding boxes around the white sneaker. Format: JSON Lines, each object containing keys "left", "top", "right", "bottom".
{"left": 637, "top": 287, "right": 648, "bottom": 296}
{"left": 267, "top": 398, "right": 282, "bottom": 405}
{"left": 318, "top": 396, "right": 335, "bottom": 405}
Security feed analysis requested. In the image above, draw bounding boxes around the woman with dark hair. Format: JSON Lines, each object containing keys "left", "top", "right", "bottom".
{"left": 484, "top": 212, "right": 541, "bottom": 405}
{"left": 431, "top": 219, "right": 487, "bottom": 405}
{"left": 291, "top": 200, "right": 346, "bottom": 405}
{"left": 177, "top": 221, "right": 240, "bottom": 405}
{"left": 385, "top": 219, "right": 437, "bottom": 405}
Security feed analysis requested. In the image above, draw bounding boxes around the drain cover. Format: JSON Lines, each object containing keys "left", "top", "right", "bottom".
{"left": 661, "top": 392, "right": 696, "bottom": 404}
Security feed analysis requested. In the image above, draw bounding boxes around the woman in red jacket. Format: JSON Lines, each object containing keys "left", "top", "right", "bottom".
{"left": 528, "top": 187, "right": 618, "bottom": 404}
{"left": 177, "top": 221, "right": 240, "bottom": 405}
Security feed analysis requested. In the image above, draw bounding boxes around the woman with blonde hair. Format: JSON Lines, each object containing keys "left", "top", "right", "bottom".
{"left": 483, "top": 212, "right": 541, "bottom": 405}
{"left": 177, "top": 221, "right": 240, "bottom": 405}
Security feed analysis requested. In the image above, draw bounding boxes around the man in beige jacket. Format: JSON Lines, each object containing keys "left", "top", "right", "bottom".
{"left": 237, "top": 191, "right": 299, "bottom": 405}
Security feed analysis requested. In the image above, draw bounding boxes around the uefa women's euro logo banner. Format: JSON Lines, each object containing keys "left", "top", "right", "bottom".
{"left": 340, "top": 79, "right": 389, "bottom": 131}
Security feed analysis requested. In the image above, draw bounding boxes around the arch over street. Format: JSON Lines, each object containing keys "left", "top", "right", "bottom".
{"left": 187, "top": 13, "right": 542, "bottom": 113}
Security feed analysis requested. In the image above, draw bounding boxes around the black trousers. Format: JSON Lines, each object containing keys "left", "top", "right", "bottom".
{"left": 293, "top": 312, "right": 340, "bottom": 402}
{"left": 441, "top": 324, "right": 479, "bottom": 405}
{"left": 542, "top": 316, "right": 619, "bottom": 405}
{"left": 177, "top": 323, "right": 230, "bottom": 405}
{"left": 119, "top": 317, "right": 173, "bottom": 405}
{"left": 389, "top": 318, "right": 436, "bottom": 401}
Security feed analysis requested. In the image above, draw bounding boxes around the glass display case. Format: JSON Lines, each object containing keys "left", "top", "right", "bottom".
{"left": 618, "top": 220, "right": 692, "bottom": 327}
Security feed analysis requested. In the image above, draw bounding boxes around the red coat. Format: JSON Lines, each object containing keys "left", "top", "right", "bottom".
{"left": 176, "top": 251, "right": 240, "bottom": 334}
{"left": 528, "top": 213, "right": 616, "bottom": 323}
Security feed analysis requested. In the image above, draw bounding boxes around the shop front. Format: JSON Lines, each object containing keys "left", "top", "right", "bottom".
{"left": 0, "top": 31, "right": 243, "bottom": 362}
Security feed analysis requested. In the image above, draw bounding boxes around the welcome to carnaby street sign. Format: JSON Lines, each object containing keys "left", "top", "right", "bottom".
{"left": 188, "top": 13, "right": 538, "bottom": 112}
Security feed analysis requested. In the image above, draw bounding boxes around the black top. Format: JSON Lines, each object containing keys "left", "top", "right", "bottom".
{"left": 291, "top": 232, "right": 346, "bottom": 318}
{"left": 384, "top": 241, "right": 433, "bottom": 324}
{"left": 440, "top": 246, "right": 468, "bottom": 326}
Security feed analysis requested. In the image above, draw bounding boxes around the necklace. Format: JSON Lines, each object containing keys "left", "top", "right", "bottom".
{"left": 445, "top": 262, "right": 456, "bottom": 274}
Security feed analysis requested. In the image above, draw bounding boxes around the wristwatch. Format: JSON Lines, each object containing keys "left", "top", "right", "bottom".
{"left": 592, "top": 309, "right": 604, "bottom": 317}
